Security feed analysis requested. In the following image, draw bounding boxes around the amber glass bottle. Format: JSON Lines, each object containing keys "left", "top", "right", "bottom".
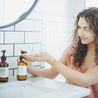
{"left": 17, "top": 51, "right": 27, "bottom": 80}
{"left": 0, "top": 50, "right": 9, "bottom": 82}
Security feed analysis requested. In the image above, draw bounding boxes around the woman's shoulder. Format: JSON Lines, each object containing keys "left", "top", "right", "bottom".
{"left": 62, "top": 44, "right": 72, "bottom": 59}
{"left": 64, "top": 44, "right": 72, "bottom": 53}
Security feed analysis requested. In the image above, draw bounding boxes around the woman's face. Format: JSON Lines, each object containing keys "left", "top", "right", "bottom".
{"left": 78, "top": 17, "right": 96, "bottom": 45}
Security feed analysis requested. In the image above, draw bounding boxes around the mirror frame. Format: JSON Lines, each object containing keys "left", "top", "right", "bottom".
{"left": 0, "top": 0, "right": 38, "bottom": 29}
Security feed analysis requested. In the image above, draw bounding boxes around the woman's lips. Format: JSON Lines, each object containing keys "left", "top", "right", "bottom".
{"left": 80, "top": 37, "right": 88, "bottom": 40}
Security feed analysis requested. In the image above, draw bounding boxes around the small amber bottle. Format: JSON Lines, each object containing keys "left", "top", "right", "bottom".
{"left": 17, "top": 51, "right": 27, "bottom": 80}
{"left": 0, "top": 50, "right": 9, "bottom": 82}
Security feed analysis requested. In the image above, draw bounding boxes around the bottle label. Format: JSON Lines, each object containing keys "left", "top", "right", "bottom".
{"left": 0, "top": 67, "right": 9, "bottom": 78}
{"left": 17, "top": 66, "right": 27, "bottom": 75}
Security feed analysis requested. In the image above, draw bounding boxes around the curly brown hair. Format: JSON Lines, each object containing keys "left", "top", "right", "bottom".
{"left": 70, "top": 7, "right": 98, "bottom": 67}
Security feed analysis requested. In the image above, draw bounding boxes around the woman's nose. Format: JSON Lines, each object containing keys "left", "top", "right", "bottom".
{"left": 78, "top": 29, "right": 85, "bottom": 36}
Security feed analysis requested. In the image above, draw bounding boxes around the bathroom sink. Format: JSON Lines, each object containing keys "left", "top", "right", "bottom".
{"left": 0, "top": 77, "right": 90, "bottom": 98}
{"left": 0, "top": 81, "right": 56, "bottom": 98}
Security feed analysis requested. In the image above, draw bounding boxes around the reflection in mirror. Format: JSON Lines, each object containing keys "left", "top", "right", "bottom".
{"left": 0, "top": 0, "right": 38, "bottom": 28}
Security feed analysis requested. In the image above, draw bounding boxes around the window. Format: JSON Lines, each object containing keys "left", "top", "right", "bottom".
{"left": 85, "top": 0, "right": 98, "bottom": 8}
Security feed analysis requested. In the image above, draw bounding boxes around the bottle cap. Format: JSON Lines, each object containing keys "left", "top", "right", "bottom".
{"left": 21, "top": 51, "right": 27, "bottom": 54}
{"left": 1, "top": 50, "right": 6, "bottom": 61}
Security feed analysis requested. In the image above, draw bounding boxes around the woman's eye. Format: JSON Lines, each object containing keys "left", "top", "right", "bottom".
{"left": 84, "top": 29, "right": 88, "bottom": 31}
{"left": 78, "top": 26, "right": 81, "bottom": 29}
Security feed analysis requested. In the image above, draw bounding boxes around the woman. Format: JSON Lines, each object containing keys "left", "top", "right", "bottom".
{"left": 18, "top": 7, "right": 98, "bottom": 98}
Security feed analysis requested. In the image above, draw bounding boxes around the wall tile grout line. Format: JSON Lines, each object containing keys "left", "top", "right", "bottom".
{"left": 24, "top": 32, "right": 25, "bottom": 43}
{"left": 0, "top": 42, "right": 42, "bottom": 45}
{"left": 3, "top": 32, "right": 5, "bottom": 44}
{"left": 13, "top": 44, "right": 15, "bottom": 57}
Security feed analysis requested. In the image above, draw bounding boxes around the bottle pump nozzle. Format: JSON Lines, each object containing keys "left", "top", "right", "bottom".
{"left": 1, "top": 50, "right": 6, "bottom": 61}
{"left": 20, "top": 51, "right": 27, "bottom": 61}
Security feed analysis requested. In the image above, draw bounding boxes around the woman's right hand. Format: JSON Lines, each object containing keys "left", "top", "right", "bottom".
{"left": 21, "top": 50, "right": 32, "bottom": 61}
{"left": 17, "top": 51, "right": 33, "bottom": 74}
{"left": 22, "top": 53, "right": 33, "bottom": 62}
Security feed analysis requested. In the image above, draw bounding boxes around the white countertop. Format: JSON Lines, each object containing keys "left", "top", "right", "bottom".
{"left": 0, "top": 76, "right": 90, "bottom": 98}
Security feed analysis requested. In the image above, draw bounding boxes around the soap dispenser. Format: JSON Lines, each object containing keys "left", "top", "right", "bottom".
{"left": 0, "top": 50, "right": 9, "bottom": 82}
{"left": 17, "top": 51, "right": 27, "bottom": 80}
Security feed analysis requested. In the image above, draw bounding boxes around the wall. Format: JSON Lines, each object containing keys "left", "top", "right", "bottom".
{"left": 0, "top": 0, "right": 85, "bottom": 80}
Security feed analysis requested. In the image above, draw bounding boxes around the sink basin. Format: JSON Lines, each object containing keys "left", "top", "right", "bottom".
{"left": 0, "top": 81, "right": 56, "bottom": 98}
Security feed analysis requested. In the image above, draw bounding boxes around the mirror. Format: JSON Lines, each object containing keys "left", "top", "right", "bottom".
{"left": 0, "top": 0, "right": 38, "bottom": 29}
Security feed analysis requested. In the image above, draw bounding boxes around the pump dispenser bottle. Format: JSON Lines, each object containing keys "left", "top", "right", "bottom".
{"left": 17, "top": 51, "right": 27, "bottom": 80}
{"left": 0, "top": 50, "right": 9, "bottom": 82}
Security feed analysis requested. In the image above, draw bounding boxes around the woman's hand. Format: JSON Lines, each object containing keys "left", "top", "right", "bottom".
{"left": 20, "top": 51, "right": 56, "bottom": 65}
{"left": 30, "top": 52, "right": 56, "bottom": 65}
{"left": 17, "top": 50, "right": 33, "bottom": 73}
{"left": 22, "top": 52, "right": 51, "bottom": 62}
{"left": 17, "top": 50, "right": 31, "bottom": 62}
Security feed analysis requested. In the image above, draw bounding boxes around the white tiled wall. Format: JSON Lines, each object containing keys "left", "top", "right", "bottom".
{"left": 0, "top": 45, "right": 13, "bottom": 56}
{"left": 5, "top": 32, "right": 24, "bottom": 43}
{"left": 25, "top": 32, "right": 42, "bottom": 43}
{"left": 32, "top": 44, "right": 41, "bottom": 54}
{"left": 42, "top": 16, "right": 75, "bottom": 60}
{"left": 15, "top": 20, "right": 42, "bottom": 32}
{"left": 6, "top": 57, "right": 17, "bottom": 68}
{"left": 0, "top": 32, "right": 3, "bottom": 43}
{"left": 15, "top": 20, "right": 35, "bottom": 31}
{"left": 14, "top": 44, "right": 33, "bottom": 56}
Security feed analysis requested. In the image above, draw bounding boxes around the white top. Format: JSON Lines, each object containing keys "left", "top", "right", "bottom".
{"left": 0, "top": 76, "right": 90, "bottom": 98}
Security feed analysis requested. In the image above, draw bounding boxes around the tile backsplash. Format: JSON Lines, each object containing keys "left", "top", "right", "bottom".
{"left": 5, "top": 32, "right": 24, "bottom": 43}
